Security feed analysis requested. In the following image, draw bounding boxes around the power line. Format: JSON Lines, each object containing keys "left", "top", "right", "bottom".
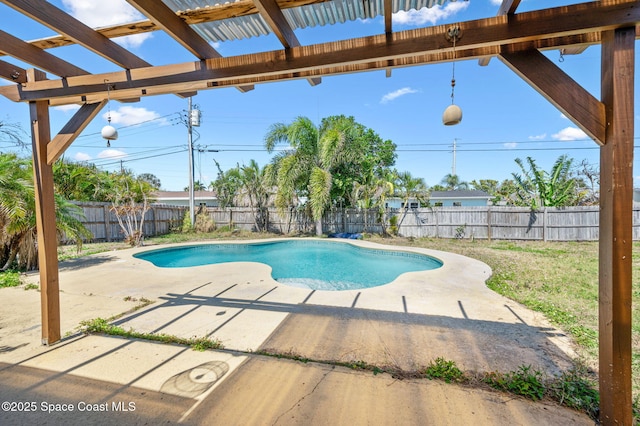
{"left": 93, "top": 147, "right": 187, "bottom": 167}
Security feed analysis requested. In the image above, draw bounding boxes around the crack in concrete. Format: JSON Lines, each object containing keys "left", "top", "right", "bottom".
{"left": 271, "top": 366, "right": 334, "bottom": 425}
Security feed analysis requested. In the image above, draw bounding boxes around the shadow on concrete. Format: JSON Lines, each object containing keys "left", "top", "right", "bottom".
{"left": 112, "top": 286, "right": 575, "bottom": 375}
{"left": 0, "top": 343, "right": 29, "bottom": 354}
{"left": 58, "top": 254, "right": 119, "bottom": 271}
{"left": 0, "top": 361, "right": 194, "bottom": 425}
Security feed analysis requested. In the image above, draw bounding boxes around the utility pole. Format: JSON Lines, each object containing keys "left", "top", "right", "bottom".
{"left": 452, "top": 138, "right": 458, "bottom": 176}
{"left": 187, "top": 97, "right": 201, "bottom": 227}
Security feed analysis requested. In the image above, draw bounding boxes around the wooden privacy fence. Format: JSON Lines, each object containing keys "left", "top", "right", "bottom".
{"left": 74, "top": 204, "right": 640, "bottom": 242}
{"left": 73, "top": 202, "right": 186, "bottom": 242}
{"left": 202, "top": 205, "right": 640, "bottom": 242}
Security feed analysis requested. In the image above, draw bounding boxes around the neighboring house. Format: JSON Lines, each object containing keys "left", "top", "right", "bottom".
{"left": 153, "top": 191, "right": 219, "bottom": 207}
{"left": 429, "top": 190, "right": 492, "bottom": 207}
{"left": 385, "top": 197, "right": 426, "bottom": 209}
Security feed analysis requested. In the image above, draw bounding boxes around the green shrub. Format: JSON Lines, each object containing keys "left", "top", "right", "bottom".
{"left": 0, "top": 270, "right": 21, "bottom": 288}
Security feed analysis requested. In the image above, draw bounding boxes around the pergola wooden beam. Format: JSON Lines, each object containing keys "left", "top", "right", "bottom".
{"left": 478, "top": 0, "right": 521, "bottom": 66}
{"left": 0, "top": 0, "right": 151, "bottom": 70}
{"left": 0, "top": 59, "right": 27, "bottom": 83}
{"left": 2, "top": 1, "right": 636, "bottom": 105}
{"left": 0, "top": 29, "right": 88, "bottom": 77}
{"left": 47, "top": 101, "right": 107, "bottom": 165}
{"left": 599, "top": 26, "right": 635, "bottom": 426}
{"left": 0, "top": 0, "right": 201, "bottom": 98}
{"left": 126, "top": 0, "right": 222, "bottom": 60}
{"left": 497, "top": 0, "right": 521, "bottom": 15}
{"left": 252, "top": 0, "right": 321, "bottom": 85}
{"left": 499, "top": 48, "right": 606, "bottom": 144}
{"left": 254, "top": 0, "right": 298, "bottom": 48}
{"left": 17, "top": 0, "right": 333, "bottom": 52}
{"left": 124, "top": 0, "right": 254, "bottom": 93}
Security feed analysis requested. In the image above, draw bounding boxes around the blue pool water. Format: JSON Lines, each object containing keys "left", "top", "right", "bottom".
{"left": 134, "top": 240, "right": 442, "bottom": 291}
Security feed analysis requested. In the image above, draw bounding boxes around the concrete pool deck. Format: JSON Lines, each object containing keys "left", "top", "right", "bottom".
{"left": 0, "top": 238, "right": 593, "bottom": 425}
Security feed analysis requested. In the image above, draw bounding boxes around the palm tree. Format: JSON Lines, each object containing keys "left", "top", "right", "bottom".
{"left": 265, "top": 116, "right": 359, "bottom": 235}
{"left": 210, "top": 161, "right": 242, "bottom": 208}
{"left": 349, "top": 169, "right": 394, "bottom": 232}
{"left": 238, "top": 160, "right": 271, "bottom": 231}
{"left": 512, "top": 155, "right": 577, "bottom": 208}
{"left": 53, "top": 158, "right": 114, "bottom": 201}
{"left": 184, "top": 180, "right": 206, "bottom": 191}
{"left": 440, "top": 173, "right": 469, "bottom": 190}
{"left": 0, "top": 153, "right": 91, "bottom": 270}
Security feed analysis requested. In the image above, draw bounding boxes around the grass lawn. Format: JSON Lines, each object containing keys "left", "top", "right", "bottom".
{"left": 366, "top": 234, "right": 639, "bottom": 404}
{"left": 56, "top": 231, "right": 638, "bottom": 405}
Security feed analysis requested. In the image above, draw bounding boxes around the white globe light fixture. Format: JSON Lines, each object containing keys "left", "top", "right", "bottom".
{"left": 101, "top": 80, "right": 118, "bottom": 147}
{"left": 101, "top": 124, "right": 118, "bottom": 141}
{"left": 442, "top": 25, "right": 462, "bottom": 126}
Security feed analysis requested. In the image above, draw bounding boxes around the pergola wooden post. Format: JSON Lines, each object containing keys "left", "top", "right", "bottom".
{"left": 28, "top": 68, "right": 60, "bottom": 345}
{"left": 599, "top": 26, "right": 635, "bottom": 425}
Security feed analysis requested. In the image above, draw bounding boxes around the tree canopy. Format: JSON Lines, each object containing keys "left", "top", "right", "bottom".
{"left": 512, "top": 155, "right": 581, "bottom": 208}
{"left": 264, "top": 115, "right": 396, "bottom": 235}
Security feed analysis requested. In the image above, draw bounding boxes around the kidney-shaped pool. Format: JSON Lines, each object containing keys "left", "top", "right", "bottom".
{"left": 134, "top": 240, "right": 443, "bottom": 291}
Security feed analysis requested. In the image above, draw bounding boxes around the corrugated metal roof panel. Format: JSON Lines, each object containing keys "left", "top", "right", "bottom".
{"left": 163, "top": 0, "right": 449, "bottom": 42}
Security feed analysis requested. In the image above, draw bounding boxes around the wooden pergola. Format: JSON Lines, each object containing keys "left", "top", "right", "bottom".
{"left": 0, "top": 0, "right": 636, "bottom": 423}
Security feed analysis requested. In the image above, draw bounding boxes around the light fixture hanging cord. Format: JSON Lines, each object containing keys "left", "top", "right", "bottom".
{"left": 105, "top": 79, "right": 112, "bottom": 124}
{"left": 450, "top": 27, "right": 457, "bottom": 105}
{"left": 105, "top": 79, "right": 113, "bottom": 147}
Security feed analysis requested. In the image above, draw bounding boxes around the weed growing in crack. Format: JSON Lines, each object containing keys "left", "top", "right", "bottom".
{"left": 483, "top": 365, "right": 545, "bottom": 401}
{"left": 79, "top": 317, "right": 223, "bottom": 351}
{"left": 546, "top": 364, "right": 599, "bottom": 418}
{"left": 423, "top": 357, "right": 466, "bottom": 383}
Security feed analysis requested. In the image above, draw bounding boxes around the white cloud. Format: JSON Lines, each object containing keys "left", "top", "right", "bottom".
{"left": 503, "top": 142, "right": 518, "bottom": 149}
{"left": 380, "top": 87, "right": 418, "bottom": 104}
{"left": 528, "top": 133, "right": 547, "bottom": 141}
{"left": 560, "top": 113, "right": 568, "bottom": 120}
{"left": 393, "top": 2, "right": 469, "bottom": 26}
{"left": 62, "top": 0, "right": 152, "bottom": 48}
{"left": 489, "top": 0, "right": 503, "bottom": 5}
{"left": 74, "top": 152, "right": 92, "bottom": 161}
{"left": 53, "top": 104, "right": 80, "bottom": 113}
{"left": 97, "top": 149, "right": 127, "bottom": 159}
{"left": 103, "top": 106, "right": 165, "bottom": 127}
{"left": 552, "top": 127, "right": 588, "bottom": 141}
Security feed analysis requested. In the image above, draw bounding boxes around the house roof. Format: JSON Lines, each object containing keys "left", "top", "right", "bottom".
{"left": 154, "top": 191, "right": 217, "bottom": 200}
{"left": 430, "top": 190, "right": 491, "bottom": 199}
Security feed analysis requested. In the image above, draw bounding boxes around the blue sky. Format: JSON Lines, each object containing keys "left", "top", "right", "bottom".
{"left": 0, "top": 0, "right": 635, "bottom": 191}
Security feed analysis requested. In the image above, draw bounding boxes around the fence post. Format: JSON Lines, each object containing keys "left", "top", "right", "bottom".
{"left": 487, "top": 206, "right": 492, "bottom": 241}
{"left": 103, "top": 204, "right": 111, "bottom": 242}
{"left": 151, "top": 207, "right": 157, "bottom": 236}
{"left": 543, "top": 207, "right": 548, "bottom": 242}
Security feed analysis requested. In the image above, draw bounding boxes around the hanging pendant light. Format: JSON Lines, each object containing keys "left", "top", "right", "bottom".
{"left": 443, "top": 26, "right": 462, "bottom": 126}
{"left": 101, "top": 80, "right": 118, "bottom": 146}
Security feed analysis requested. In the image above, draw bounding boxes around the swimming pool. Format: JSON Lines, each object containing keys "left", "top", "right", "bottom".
{"left": 134, "top": 240, "right": 442, "bottom": 291}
